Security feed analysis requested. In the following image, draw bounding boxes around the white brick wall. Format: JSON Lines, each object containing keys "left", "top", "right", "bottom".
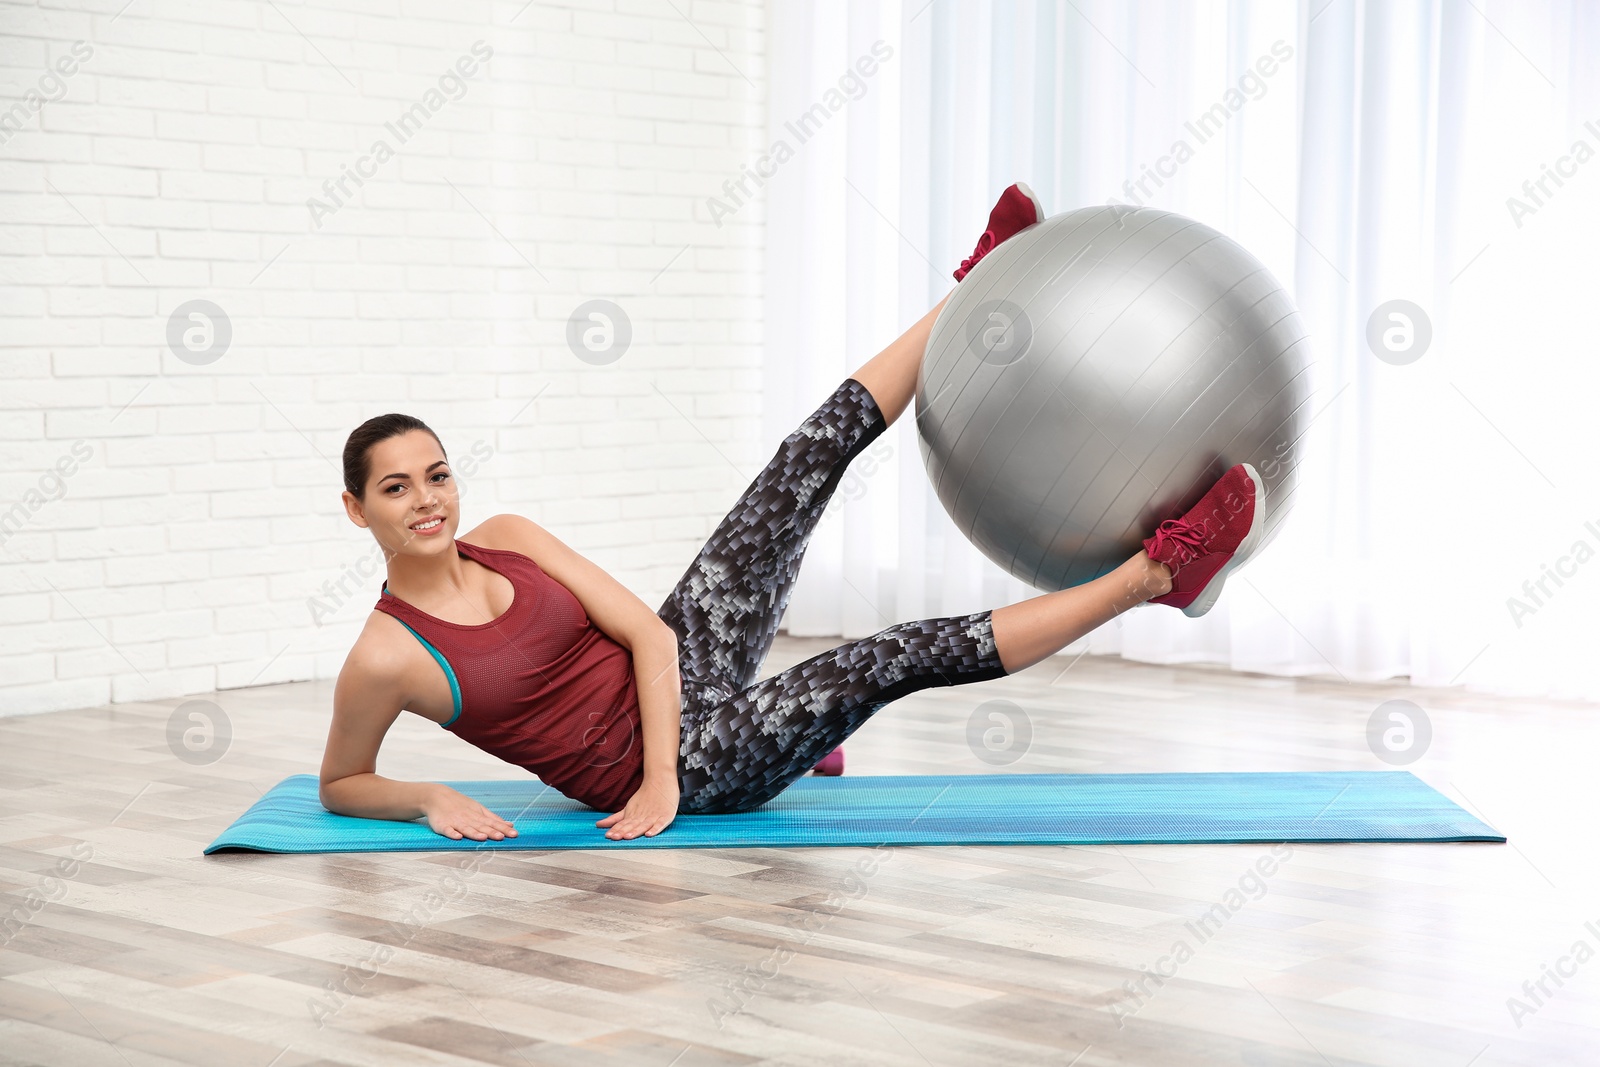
{"left": 0, "top": 0, "right": 768, "bottom": 716}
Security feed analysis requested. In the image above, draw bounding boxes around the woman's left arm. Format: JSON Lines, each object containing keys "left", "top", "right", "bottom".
{"left": 480, "top": 514, "right": 681, "bottom": 837}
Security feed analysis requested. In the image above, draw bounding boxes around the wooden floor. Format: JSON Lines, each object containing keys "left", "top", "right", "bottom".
{"left": 2, "top": 637, "right": 1597, "bottom": 1066}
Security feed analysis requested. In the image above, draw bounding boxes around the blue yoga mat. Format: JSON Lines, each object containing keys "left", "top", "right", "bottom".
{"left": 202, "top": 771, "right": 1503, "bottom": 854}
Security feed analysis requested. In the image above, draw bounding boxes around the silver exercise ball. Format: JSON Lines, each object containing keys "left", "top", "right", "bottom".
{"left": 916, "top": 204, "right": 1312, "bottom": 592}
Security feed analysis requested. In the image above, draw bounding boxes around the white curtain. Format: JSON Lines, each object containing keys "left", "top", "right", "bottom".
{"left": 763, "top": 0, "right": 1600, "bottom": 703}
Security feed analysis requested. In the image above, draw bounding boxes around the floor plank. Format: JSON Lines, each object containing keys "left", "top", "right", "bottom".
{"left": 1, "top": 639, "right": 1597, "bottom": 1065}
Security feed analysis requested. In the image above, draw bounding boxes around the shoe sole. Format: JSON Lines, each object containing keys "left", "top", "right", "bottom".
{"left": 1014, "top": 181, "right": 1047, "bottom": 224}
{"left": 1180, "top": 463, "right": 1268, "bottom": 618}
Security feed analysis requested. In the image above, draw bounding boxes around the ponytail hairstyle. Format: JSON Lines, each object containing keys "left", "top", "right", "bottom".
{"left": 342, "top": 414, "right": 447, "bottom": 501}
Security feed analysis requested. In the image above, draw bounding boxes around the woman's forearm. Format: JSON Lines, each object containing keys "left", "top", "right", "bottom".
{"left": 629, "top": 628, "right": 683, "bottom": 783}
{"left": 321, "top": 772, "right": 440, "bottom": 821}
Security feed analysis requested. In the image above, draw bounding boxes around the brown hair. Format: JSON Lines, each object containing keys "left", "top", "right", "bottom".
{"left": 342, "top": 414, "right": 447, "bottom": 500}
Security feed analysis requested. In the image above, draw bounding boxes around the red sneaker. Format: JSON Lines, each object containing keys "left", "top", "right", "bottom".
{"left": 953, "top": 182, "right": 1046, "bottom": 281}
{"left": 811, "top": 745, "right": 846, "bottom": 776}
{"left": 1141, "top": 464, "right": 1267, "bottom": 618}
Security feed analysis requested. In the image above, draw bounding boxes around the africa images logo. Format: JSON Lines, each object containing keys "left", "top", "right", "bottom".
{"left": 306, "top": 42, "right": 494, "bottom": 228}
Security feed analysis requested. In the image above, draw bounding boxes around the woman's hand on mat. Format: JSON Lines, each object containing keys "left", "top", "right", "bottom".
{"left": 421, "top": 786, "right": 519, "bottom": 842}
{"left": 596, "top": 776, "right": 679, "bottom": 840}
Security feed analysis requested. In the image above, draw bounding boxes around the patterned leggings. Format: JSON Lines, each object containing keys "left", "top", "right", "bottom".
{"left": 656, "top": 377, "right": 1011, "bottom": 815}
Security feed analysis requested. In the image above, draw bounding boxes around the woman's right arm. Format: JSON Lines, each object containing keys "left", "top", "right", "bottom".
{"left": 320, "top": 645, "right": 516, "bottom": 841}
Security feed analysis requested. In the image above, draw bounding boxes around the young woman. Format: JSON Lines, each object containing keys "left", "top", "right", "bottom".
{"left": 318, "top": 184, "right": 1267, "bottom": 842}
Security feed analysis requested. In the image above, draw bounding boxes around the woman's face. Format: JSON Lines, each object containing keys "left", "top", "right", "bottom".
{"left": 344, "top": 429, "right": 458, "bottom": 556}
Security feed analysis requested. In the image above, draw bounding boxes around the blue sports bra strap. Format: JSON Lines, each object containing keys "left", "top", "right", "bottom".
{"left": 395, "top": 619, "right": 463, "bottom": 727}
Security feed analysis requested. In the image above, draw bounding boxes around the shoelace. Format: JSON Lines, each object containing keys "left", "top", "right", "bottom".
{"left": 958, "top": 231, "right": 996, "bottom": 274}
{"left": 1149, "top": 517, "right": 1209, "bottom": 570}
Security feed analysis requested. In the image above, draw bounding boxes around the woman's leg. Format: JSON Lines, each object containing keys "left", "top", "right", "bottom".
{"left": 655, "top": 378, "right": 885, "bottom": 693}
{"left": 846, "top": 290, "right": 952, "bottom": 426}
{"left": 990, "top": 551, "right": 1172, "bottom": 673}
{"left": 675, "top": 548, "right": 1173, "bottom": 814}
{"left": 656, "top": 291, "right": 952, "bottom": 694}
{"left": 676, "top": 609, "right": 1007, "bottom": 814}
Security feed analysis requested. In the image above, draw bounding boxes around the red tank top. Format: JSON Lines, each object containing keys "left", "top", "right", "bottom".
{"left": 372, "top": 538, "right": 645, "bottom": 812}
